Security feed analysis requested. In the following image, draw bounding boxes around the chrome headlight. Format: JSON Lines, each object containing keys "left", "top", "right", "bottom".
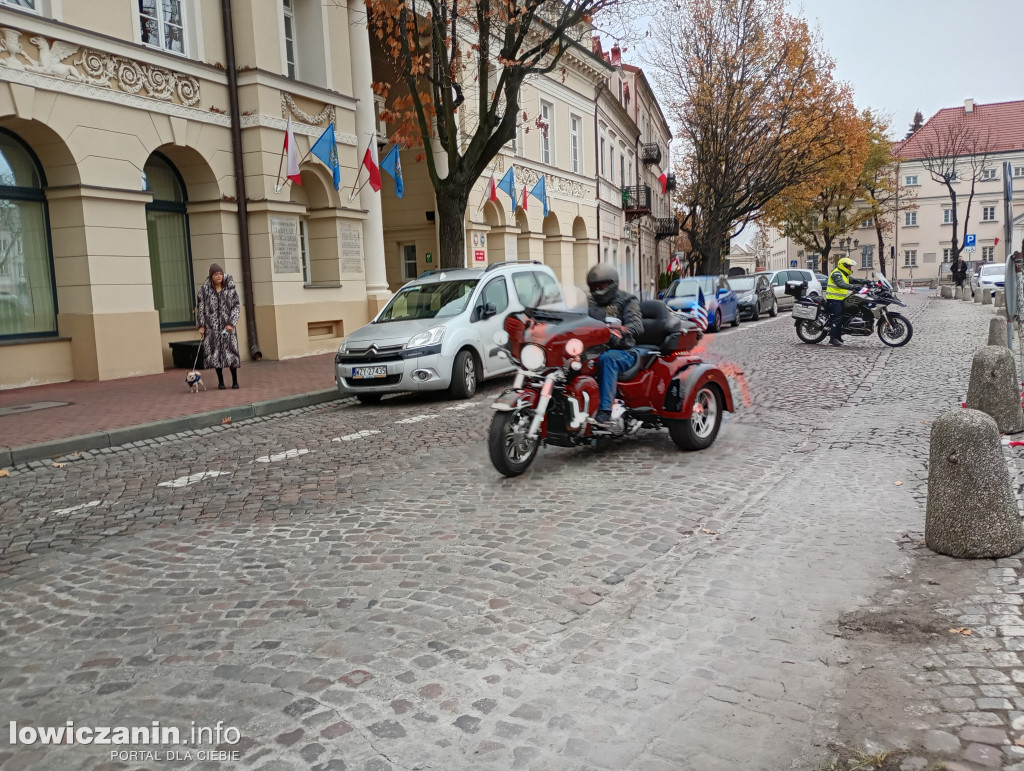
{"left": 493, "top": 330, "right": 509, "bottom": 346}
{"left": 405, "top": 326, "right": 446, "bottom": 349}
{"left": 520, "top": 344, "right": 546, "bottom": 371}
{"left": 338, "top": 338, "right": 349, "bottom": 354}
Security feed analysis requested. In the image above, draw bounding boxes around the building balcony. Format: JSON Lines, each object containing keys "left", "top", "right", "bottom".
{"left": 640, "top": 143, "right": 662, "bottom": 165}
{"left": 664, "top": 173, "right": 676, "bottom": 192}
{"left": 654, "top": 218, "right": 679, "bottom": 240}
{"left": 622, "top": 185, "right": 651, "bottom": 221}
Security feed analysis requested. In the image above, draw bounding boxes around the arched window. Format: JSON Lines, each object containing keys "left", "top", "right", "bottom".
{"left": 144, "top": 153, "right": 194, "bottom": 326}
{"left": 0, "top": 129, "right": 55, "bottom": 339}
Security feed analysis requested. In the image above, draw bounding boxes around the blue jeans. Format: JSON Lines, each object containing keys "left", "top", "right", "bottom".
{"left": 597, "top": 349, "right": 637, "bottom": 411}
{"left": 827, "top": 299, "right": 844, "bottom": 341}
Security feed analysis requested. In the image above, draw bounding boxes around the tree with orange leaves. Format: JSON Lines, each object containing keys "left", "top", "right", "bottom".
{"left": 658, "top": 0, "right": 857, "bottom": 277}
{"left": 366, "top": 0, "right": 618, "bottom": 269}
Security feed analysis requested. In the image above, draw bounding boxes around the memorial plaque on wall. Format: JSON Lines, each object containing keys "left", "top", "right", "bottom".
{"left": 340, "top": 222, "right": 364, "bottom": 275}
{"left": 271, "top": 217, "right": 301, "bottom": 274}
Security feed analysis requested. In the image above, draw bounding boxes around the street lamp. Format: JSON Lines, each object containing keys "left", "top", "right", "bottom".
{"left": 841, "top": 237, "right": 859, "bottom": 269}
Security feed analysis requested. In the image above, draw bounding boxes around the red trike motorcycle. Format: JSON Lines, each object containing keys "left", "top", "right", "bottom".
{"left": 488, "top": 301, "right": 735, "bottom": 476}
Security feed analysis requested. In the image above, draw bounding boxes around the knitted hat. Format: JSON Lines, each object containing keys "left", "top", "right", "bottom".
{"left": 208, "top": 263, "right": 224, "bottom": 278}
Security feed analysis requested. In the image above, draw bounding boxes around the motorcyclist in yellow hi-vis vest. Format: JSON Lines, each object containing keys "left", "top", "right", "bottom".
{"left": 826, "top": 257, "right": 870, "bottom": 347}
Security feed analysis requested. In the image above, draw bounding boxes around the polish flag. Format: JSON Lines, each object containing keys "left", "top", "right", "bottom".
{"left": 489, "top": 174, "right": 498, "bottom": 202}
{"left": 362, "top": 147, "right": 382, "bottom": 192}
{"left": 658, "top": 171, "right": 668, "bottom": 195}
{"left": 285, "top": 117, "right": 302, "bottom": 185}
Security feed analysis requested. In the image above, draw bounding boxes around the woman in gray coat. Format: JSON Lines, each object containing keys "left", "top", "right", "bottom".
{"left": 196, "top": 263, "right": 241, "bottom": 389}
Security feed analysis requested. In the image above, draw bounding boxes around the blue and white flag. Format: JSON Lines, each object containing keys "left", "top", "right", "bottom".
{"left": 497, "top": 165, "right": 517, "bottom": 210}
{"left": 529, "top": 175, "right": 548, "bottom": 217}
{"left": 379, "top": 145, "right": 404, "bottom": 198}
{"left": 310, "top": 122, "right": 341, "bottom": 191}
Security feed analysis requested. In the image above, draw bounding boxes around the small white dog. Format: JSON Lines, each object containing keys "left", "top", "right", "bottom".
{"left": 186, "top": 370, "right": 205, "bottom": 393}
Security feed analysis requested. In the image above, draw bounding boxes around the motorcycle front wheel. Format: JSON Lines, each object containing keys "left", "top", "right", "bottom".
{"left": 795, "top": 318, "right": 828, "bottom": 344}
{"left": 877, "top": 312, "right": 913, "bottom": 347}
{"left": 488, "top": 408, "right": 539, "bottom": 477}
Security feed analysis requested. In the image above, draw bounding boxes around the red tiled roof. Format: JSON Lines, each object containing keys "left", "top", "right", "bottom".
{"left": 898, "top": 100, "right": 1024, "bottom": 160}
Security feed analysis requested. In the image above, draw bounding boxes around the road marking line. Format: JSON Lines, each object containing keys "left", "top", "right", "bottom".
{"left": 395, "top": 414, "right": 437, "bottom": 424}
{"left": 254, "top": 449, "right": 310, "bottom": 463}
{"left": 158, "top": 471, "right": 230, "bottom": 488}
{"left": 333, "top": 430, "right": 383, "bottom": 442}
{"left": 445, "top": 403, "right": 477, "bottom": 410}
{"left": 53, "top": 500, "right": 101, "bottom": 515}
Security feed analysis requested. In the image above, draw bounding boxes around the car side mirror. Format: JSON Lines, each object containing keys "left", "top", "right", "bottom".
{"left": 657, "top": 291, "right": 665, "bottom": 300}
{"left": 482, "top": 302, "right": 497, "bottom": 319}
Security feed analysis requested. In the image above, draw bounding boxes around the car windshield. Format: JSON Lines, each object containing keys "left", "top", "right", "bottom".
{"left": 981, "top": 265, "right": 1004, "bottom": 276}
{"left": 376, "top": 280, "right": 478, "bottom": 322}
{"left": 729, "top": 277, "right": 755, "bottom": 291}
{"left": 670, "top": 277, "right": 715, "bottom": 298}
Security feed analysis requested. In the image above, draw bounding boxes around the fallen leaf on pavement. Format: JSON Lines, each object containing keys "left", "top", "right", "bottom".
{"left": 0, "top": 469, "right": 8, "bottom": 477}
{"left": 702, "top": 528, "right": 716, "bottom": 535}
{"left": 52, "top": 462, "right": 66, "bottom": 468}
{"left": 893, "top": 481, "right": 903, "bottom": 486}
{"left": 70, "top": 452, "right": 81, "bottom": 457}
{"left": 1015, "top": 738, "right": 1024, "bottom": 747}
{"left": 221, "top": 417, "right": 231, "bottom": 425}
{"left": 949, "top": 628, "right": 973, "bottom": 635}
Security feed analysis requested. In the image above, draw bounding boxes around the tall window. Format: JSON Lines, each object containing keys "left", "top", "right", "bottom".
{"left": 283, "top": 0, "right": 297, "bottom": 78}
{"left": 0, "top": 130, "right": 55, "bottom": 338}
{"left": 905, "top": 211, "right": 917, "bottom": 226}
{"left": 139, "top": 0, "right": 186, "bottom": 54}
{"left": 982, "top": 205, "right": 996, "bottom": 221}
{"left": 569, "top": 115, "right": 580, "bottom": 174}
{"left": 540, "top": 101, "right": 552, "bottom": 165}
{"left": 608, "top": 142, "right": 615, "bottom": 185}
{"left": 402, "top": 244, "right": 417, "bottom": 280}
{"left": 627, "top": 159, "right": 633, "bottom": 186}
{"left": 860, "top": 245, "right": 873, "bottom": 269}
{"left": 144, "top": 154, "right": 194, "bottom": 327}
{"left": 982, "top": 246, "right": 995, "bottom": 260}
{"left": 943, "top": 248, "right": 953, "bottom": 261}
{"left": 299, "top": 219, "right": 311, "bottom": 284}
{"left": 904, "top": 249, "right": 917, "bottom": 267}
{"left": 943, "top": 209, "right": 953, "bottom": 224}
{"left": 619, "top": 148, "right": 625, "bottom": 188}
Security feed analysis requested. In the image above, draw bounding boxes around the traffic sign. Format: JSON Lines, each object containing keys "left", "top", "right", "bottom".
{"left": 790, "top": 260, "right": 797, "bottom": 267}
{"left": 965, "top": 246, "right": 976, "bottom": 253}
{"left": 964, "top": 234, "right": 977, "bottom": 248}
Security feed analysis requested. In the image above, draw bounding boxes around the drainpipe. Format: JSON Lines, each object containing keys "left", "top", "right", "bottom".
{"left": 221, "top": 0, "right": 262, "bottom": 360}
{"left": 594, "top": 97, "right": 601, "bottom": 261}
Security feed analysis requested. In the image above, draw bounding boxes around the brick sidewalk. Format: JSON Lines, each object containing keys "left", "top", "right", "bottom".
{"left": 0, "top": 353, "right": 337, "bottom": 451}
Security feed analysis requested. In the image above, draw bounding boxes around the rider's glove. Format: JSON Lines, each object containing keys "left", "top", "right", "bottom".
{"left": 608, "top": 328, "right": 625, "bottom": 348}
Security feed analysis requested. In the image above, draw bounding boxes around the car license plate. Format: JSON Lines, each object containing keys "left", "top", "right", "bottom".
{"left": 792, "top": 304, "right": 818, "bottom": 320}
{"left": 352, "top": 366, "right": 387, "bottom": 379}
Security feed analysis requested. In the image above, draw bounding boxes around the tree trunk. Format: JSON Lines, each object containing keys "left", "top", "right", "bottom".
{"left": 435, "top": 183, "right": 470, "bottom": 270}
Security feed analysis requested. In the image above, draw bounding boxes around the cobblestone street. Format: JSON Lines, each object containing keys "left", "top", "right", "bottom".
{"left": 3, "top": 293, "right": 1023, "bottom": 770}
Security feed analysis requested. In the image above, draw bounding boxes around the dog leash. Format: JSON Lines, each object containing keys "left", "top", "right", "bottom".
{"left": 190, "top": 333, "right": 203, "bottom": 371}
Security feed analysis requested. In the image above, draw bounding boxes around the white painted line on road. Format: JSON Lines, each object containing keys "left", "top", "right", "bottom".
{"left": 254, "top": 449, "right": 310, "bottom": 463}
{"left": 395, "top": 414, "right": 437, "bottom": 424}
{"left": 333, "top": 430, "right": 383, "bottom": 442}
{"left": 158, "top": 471, "right": 230, "bottom": 488}
{"left": 53, "top": 500, "right": 101, "bottom": 516}
{"left": 444, "top": 403, "right": 477, "bottom": 411}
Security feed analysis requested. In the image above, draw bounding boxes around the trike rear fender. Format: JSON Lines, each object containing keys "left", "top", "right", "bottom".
{"left": 662, "top": 364, "right": 734, "bottom": 419}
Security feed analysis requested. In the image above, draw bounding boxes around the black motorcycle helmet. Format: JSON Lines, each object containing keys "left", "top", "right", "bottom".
{"left": 587, "top": 263, "right": 619, "bottom": 306}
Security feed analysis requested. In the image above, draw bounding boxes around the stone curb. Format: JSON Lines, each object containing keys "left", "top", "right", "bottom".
{"left": 0, "top": 388, "right": 340, "bottom": 467}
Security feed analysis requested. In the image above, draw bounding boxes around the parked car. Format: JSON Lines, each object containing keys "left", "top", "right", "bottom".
{"left": 974, "top": 263, "right": 1005, "bottom": 296}
{"left": 730, "top": 273, "right": 777, "bottom": 320}
{"left": 815, "top": 273, "right": 829, "bottom": 287}
{"left": 334, "top": 261, "right": 565, "bottom": 402}
{"left": 768, "top": 269, "right": 823, "bottom": 309}
{"left": 663, "top": 275, "right": 740, "bottom": 332}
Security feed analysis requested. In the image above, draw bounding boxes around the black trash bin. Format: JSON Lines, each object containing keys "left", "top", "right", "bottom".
{"left": 169, "top": 340, "right": 205, "bottom": 369}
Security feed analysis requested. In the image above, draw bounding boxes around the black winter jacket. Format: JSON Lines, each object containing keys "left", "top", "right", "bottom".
{"left": 587, "top": 290, "right": 644, "bottom": 349}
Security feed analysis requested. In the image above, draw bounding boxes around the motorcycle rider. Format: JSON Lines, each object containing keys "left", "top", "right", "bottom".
{"left": 826, "top": 256, "right": 870, "bottom": 347}
{"left": 585, "top": 264, "right": 644, "bottom": 427}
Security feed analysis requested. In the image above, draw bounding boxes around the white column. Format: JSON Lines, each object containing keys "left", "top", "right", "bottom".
{"left": 348, "top": 3, "right": 389, "bottom": 299}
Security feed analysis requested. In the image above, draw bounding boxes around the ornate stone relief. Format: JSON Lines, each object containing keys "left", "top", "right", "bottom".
{"left": 0, "top": 28, "right": 201, "bottom": 106}
{"left": 514, "top": 163, "right": 591, "bottom": 200}
{"left": 281, "top": 92, "right": 335, "bottom": 126}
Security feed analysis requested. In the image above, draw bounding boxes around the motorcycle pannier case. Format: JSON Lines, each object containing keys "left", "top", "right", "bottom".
{"left": 784, "top": 280, "right": 807, "bottom": 298}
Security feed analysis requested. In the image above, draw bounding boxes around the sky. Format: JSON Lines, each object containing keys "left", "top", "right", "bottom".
{"left": 794, "top": 0, "right": 1024, "bottom": 138}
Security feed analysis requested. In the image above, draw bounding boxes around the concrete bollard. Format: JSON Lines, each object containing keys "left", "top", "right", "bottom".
{"left": 966, "top": 346, "right": 1024, "bottom": 433}
{"left": 964, "top": 286, "right": 973, "bottom": 302}
{"left": 982, "top": 289, "right": 993, "bottom": 305}
{"left": 975, "top": 287, "right": 984, "bottom": 303}
{"left": 929, "top": 279, "right": 939, "bottom": 290}
{"left": 941, "top": 285, "right": 954, "bottom": 298}
{"left": 926, "top": 409, "right": 1024, "bottom": 559}
{"left": 954, "top": 286, "right": 964, "bottom": 300}
{"left": 989, "top": 317, "right": 1007, "bottom": 346}
{"left": 995, "top": 289, "right": 1005, "bottom": 308}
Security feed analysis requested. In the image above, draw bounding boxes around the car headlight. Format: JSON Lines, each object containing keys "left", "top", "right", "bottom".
{"left": 520, "top": 344, "right": 546, "bottom": 371}
{"left": 405, "top": 326, "right": 446, "bottom": 349}
{"left": 338, "top": 338, "right": 349, "bottom": 354}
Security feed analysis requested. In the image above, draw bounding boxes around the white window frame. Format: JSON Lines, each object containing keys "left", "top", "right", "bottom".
{"left": 905, "top": 174, "right": 918, "bottom": 186}
{"left": 1015, "top": 166, "right": 1024, "bottom": 178}
{"left": 569, "top": 115, "right": 581, "bottom": 174}
{"left": 299, "top": 218, "right": 312, "bottom": 284}
{"left": 905, "top": 211, "right": 917, "bottom": 226}
{"left": 540, "top": 101, "right": 553, "bottom": 166}
{"left": 904, "top": 249, "right": 918, "bottom": 268}
{"left": 943, "top": 209, "right": 953, "bottom": 224}
{"left": 283, "top": 0, "right": 297, "bottom": 79}
{"left": 982, "top": 246, "right": 995, "bottom": 260}
{"left": 860, "top": 245, "right": 873, "bottom": 269}
{"left": 609, "top": 141, "right": 615, "bottom": 185}
{"left": 981, "top": 168, "right": 997, "bottom": 181}
{"left": 402, "top": 243, "right": 418, "bottom": 281}
{"left": 982, "top": 205, "right": 996, "bottom": 222}
{"left": 138, "top": 0, "right": 188, "bottom": 56}
{"left": 599, "top": 136, "right": 606, "bottom": 177}
{"left": 0, "top": 0, "right": 39, "bottom": 13}
{"left": 942, "top": 248, "right": 953, "bottom": 262}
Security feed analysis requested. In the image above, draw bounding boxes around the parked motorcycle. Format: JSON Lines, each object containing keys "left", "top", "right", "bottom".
{"left": 488, "top": 301, "right": 735, "bottom": 477}
{"left": 789, "top": 275, "right": 913, "bottom": 347}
